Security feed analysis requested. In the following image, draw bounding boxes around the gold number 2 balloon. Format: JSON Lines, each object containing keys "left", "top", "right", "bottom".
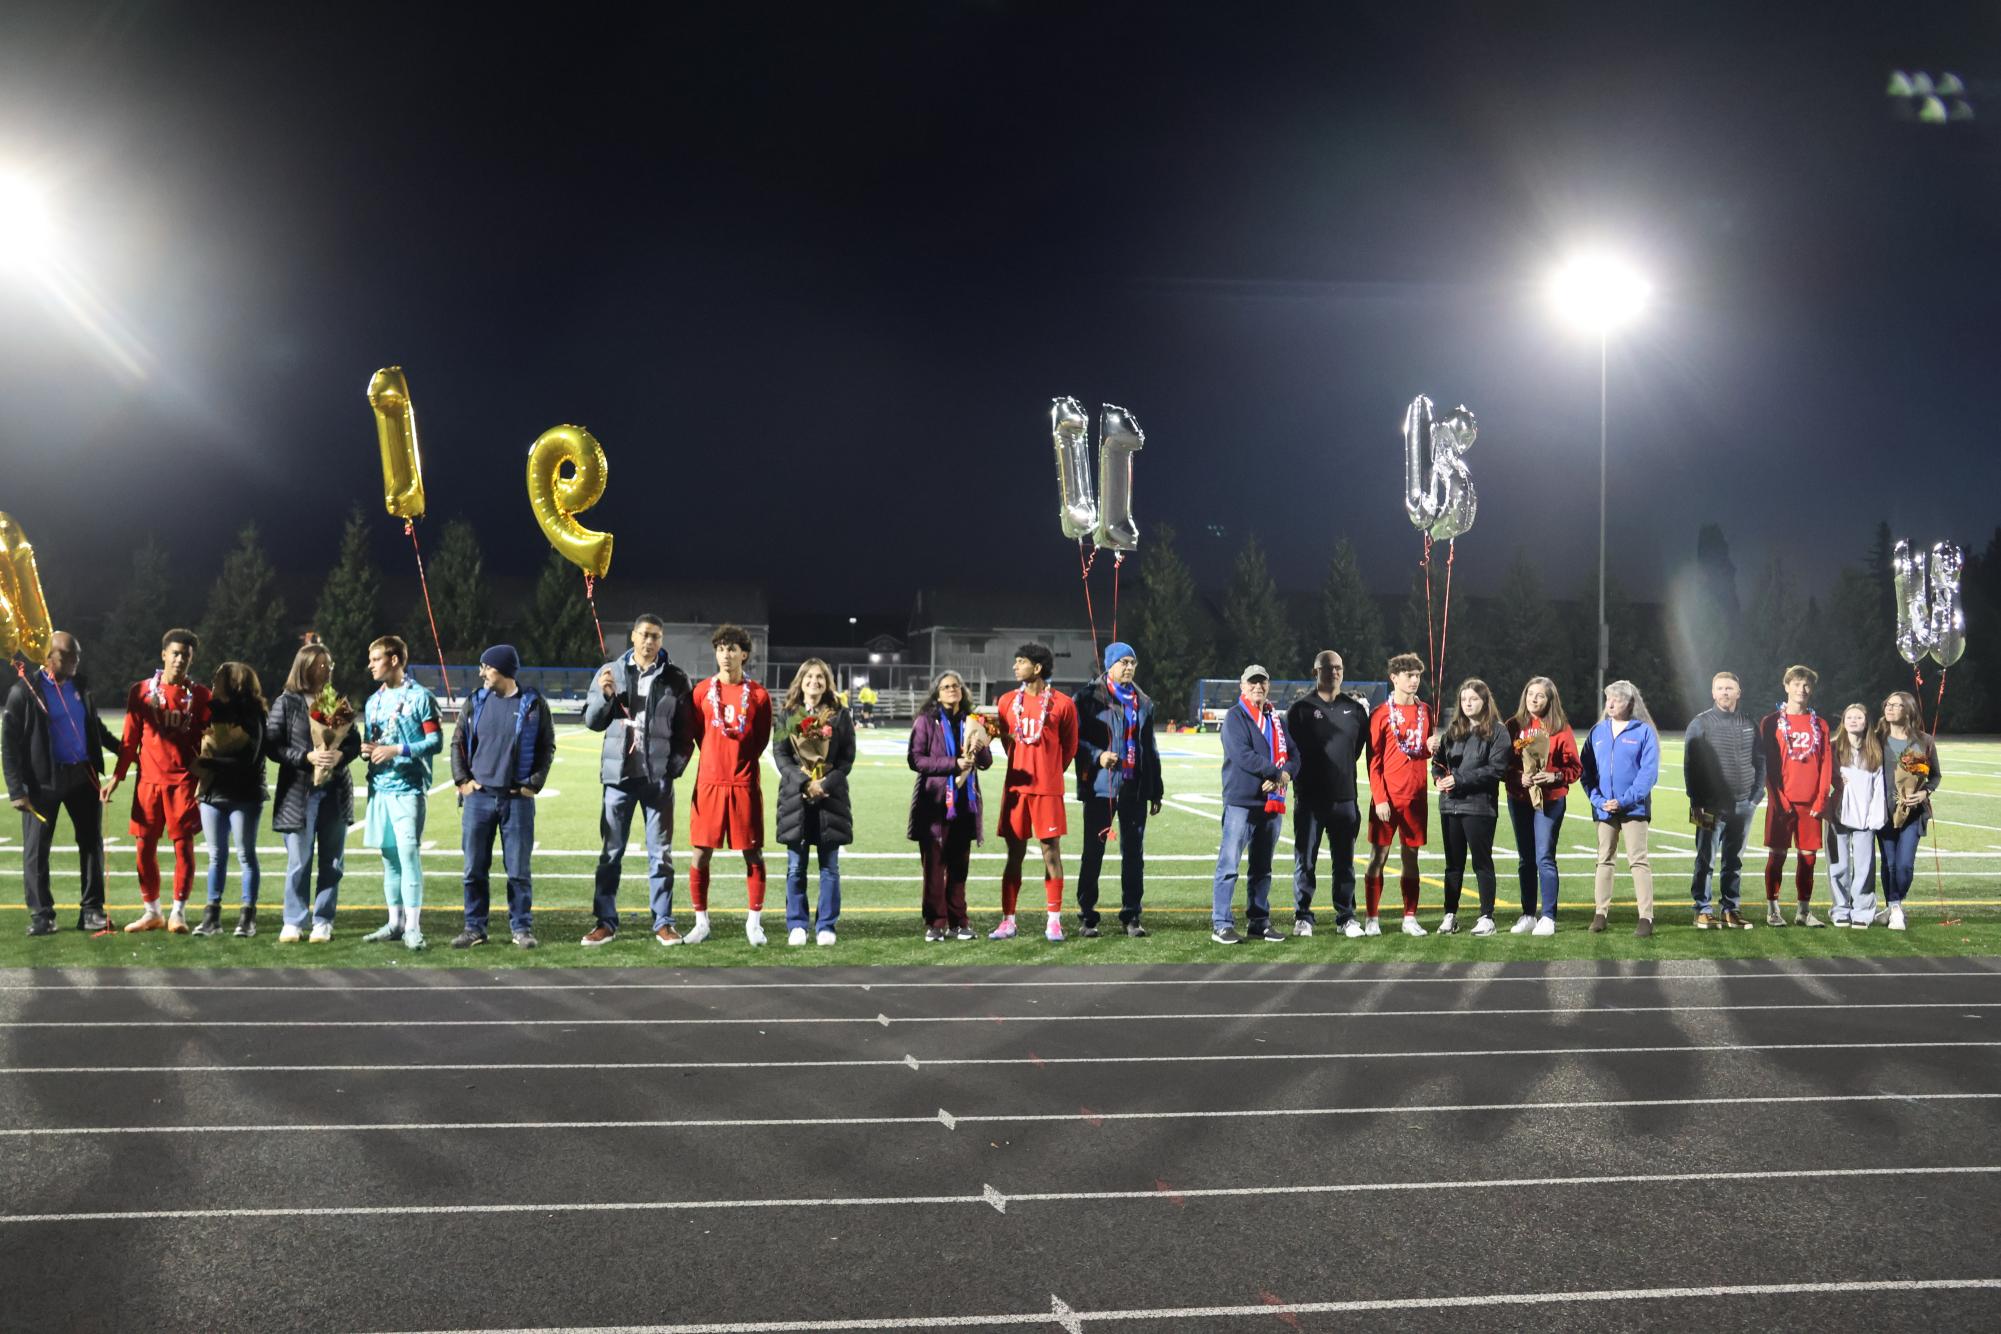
{"left": 0, "top": 512, "right": 55, "bottom": 662}
{"left": 526, "top": 425, "right": 614, "bottom": 579}
{"left": 368, "top": 366, "right": 427, "bottom": 522}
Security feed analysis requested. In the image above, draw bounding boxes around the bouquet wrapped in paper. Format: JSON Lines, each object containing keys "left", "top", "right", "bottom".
{"left": 1892, "top": 746, "right": 1930, "bottom": 830}
{"left": 1513, "top": 730, "right": 1553, "bottom": 809}
{"left": 791, "top": 707, "right": 836, "bottom": 781}
{"left": 969, "top": 708, "right": 1003, "bottom": 751}
{"left": 196, "top": 721, "right": 254, "bottom": 800}
{"left": 308, "top": 683, "right": 355, "bottom": 788}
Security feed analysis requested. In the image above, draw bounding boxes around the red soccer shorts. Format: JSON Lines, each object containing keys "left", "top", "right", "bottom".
{"left": 130, "top": 780, "right": 200, "bottom": 841}
{"left": 1368, "top": 796, "right": 1428, "bottom": 849}
{"left": 998, "top": 790, "right": 1067, "bottom": 842}
{"left": 689, "top": 781, "right": 764, "bottom": 851}
{"left": 1764, "top": 799, "right": 1824, "bottom": 854}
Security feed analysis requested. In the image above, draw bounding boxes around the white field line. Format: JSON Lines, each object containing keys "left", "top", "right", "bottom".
{"left": 8, "top": 1039, "right": 1996, "bottom": 1077}
{"left": 7, "top": 1000, "right": 2001, "bottom": 1029}
{"left": 5, "top": 1166, "right": 1998, "bottom": 1231}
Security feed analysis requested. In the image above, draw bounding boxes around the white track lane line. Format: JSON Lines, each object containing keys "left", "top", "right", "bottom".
{"left": 4, "top": 967, "right": 1994, "bottom": 993}
{"left": 7, "top": 1039, "right": 1998, "bottom": 1077}
{"left": 5, "top": 1164, "right": 1997, "bottom": 1227}
{"left": 6, "top": 1000, "right": 2000, "bottom": 1028}
{"left": 5, "top": 1091, "right": 1995, "bottom": 1137}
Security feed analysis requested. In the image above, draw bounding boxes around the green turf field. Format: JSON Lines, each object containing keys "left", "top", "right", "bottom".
{"left": 4, "top": 723, "right": 1999, "bottom": 966}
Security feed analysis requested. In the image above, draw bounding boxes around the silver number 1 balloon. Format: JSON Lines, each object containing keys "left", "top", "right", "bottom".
{"left": 1892, "top": 539, "right": 1932, "bottom": 665}
{"left": 1093, "top": 403, "right": 1143, "bottom": 551}
{"left": 1051, "top": 397, "right": 1098, "bottom": 540}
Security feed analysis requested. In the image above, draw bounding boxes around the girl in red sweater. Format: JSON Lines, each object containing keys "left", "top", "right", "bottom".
{"left": 1504, "top": 676, "right": 1582, "bottom": 935}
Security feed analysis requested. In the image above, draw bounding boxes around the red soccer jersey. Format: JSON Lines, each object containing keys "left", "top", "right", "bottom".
{"left": 996, "top": 686, "right": 1079, "bottom": 797}
{"left": 115, "top": 677, "right": 211, "bottom": 785}
{"left": 689, "top": 675, "right": 772, "bottom": 788}
{"left": 1760, "top": 708, "right": 1833, "bottom": 814}
{"left": 1367, "top": 698, "right": 1431, "bottom": 807}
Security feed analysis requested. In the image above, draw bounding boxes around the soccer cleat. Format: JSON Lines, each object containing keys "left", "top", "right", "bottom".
{"left": 1695, "top": 912, "right": 1715, "bottom": 930}
{"left": 1437, "top": 913, "right": 1458, "bottom": 935}
{"left": 988, "top": 918, "right": 1017, "bottom": 941}
{"left": 512, "top": 930, "right": 539, "bottom": 950}
{"left": 655, "top": 926, "right": 683, "bottom": 947}
{"left": 816, "top": 930, "right": 837, "bottom": 946}
{"left": 743, "top": 917, "right": 767, "bottom": 946}
{"left": 1342, "top": 919, "right": 1365, "bottom": 939}
{"left": 1509, "top": 914, "right": 1536, "bottom": 935}
{"left": 308, "top": 922, "right": 333, "bottom": 943}
{"left": 580, "top": 925, "right": 617, "bottom": 947}
{"left": 1532, "top": 916, "right": 1556, "bottom": 937}
{"left": 125, "top": 908, "right": 165, "bottom": 933}
{"left": 403, "top": 930, "right": 426, "bottom": 951}
{"left": 1400, "top": 915, "right": 1426, "bottom": 937}
{"left": 1796, "top": 908, "right": 1826, "bottom": 928}
{"left": 1294, "top": 919, "right": 1314, "bottom": 938}
{"left": 277, "top": 923, "right": 303, "bottom": 943}
{"left": 1471, "top": 916, "right": 1496, "bottom": 936}
{"left": 1045, "top": 920, "right": 1065, "bottom": 942}
{"left": 363, "top": 923, "right": 404, "bottom": 943}
{"left": 1889, "top": 906, "right": 1907, "bottom": 931}
{"left": 788, "top": 927, "right": 809, "bottom": 946}
{"left": 192, "top": 903, "right": 223, "bottom": 936}
{"left": 1766, "top": 902, "right": 1787, "bottom": 927}
{"left": 167, "top": 905, "right": 190, "bottom": 934}
{"left": 682, "top": 919, "right": 712, "bottom": 945}
{"left": 232, "top": 908, "right": 256, "bottom": 938}
{"left": 1364, "top": 917, "right": 1383, "bottom": 937}
{"left": 1211, "top": 927, "right": 1242, "bottom": 945}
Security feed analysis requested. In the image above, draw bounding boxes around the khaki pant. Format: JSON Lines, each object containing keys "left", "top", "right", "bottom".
{"left": 1594, "top": 815, "right": 1654, "bottom": 919}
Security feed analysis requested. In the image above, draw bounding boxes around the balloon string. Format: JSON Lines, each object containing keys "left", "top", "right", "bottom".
{"left": 1079, "top": 538, "right": 1101, "bottom": 669}
{"left": 584, "top": 573, "right": 638, "bottom": 753}
{"left": 1420, "top": 536, "right": 1437, "bottom": 686}
{"left": 1112, "top": 552, "right": 1123, "bottom": 645}
{"left": 1910, "top": 664, "right": 1928, "bottom": 733}
{"left": 1930, "top": 668, "right": 1957, "bottom": 925}
{"left": 10, "top": 660, "right": 51, "bottom": 824}
{"left": 405, "top": 521, "right": 455, "bottom": 705}
{"left": 1437, "top": 540, "right": 1456, "bottom": 694}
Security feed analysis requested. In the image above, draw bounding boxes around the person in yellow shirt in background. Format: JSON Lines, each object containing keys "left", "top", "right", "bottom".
{"left": 857, "top": 683, "right": 878, "bottom": 730}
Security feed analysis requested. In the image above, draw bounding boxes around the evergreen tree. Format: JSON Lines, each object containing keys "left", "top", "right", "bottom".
{"left": 91, "top": 537, "right": 188, "bottom": 696}
{"left": 1733, "top": 554, "right": 1808, "bottom": 715}
{"left": 1221, "top": 535, "right": 1293, "bottom": 675}
{"left": 520, "top": 547, "right": 601, "bottom": 667}
{"left": 1317, "top": 538, "right": 1385, "bottom": 680}
{"left": 1483, "top": 547, "right": 1565, "bottom": 710}
{"left": 1128, "top": 523, "right": 1209, "bottom": 725}
{"left": 198, "top": 524, "right": 290, "bottom": 684}
{"left": 412, "top": 518, "right": 493, "bottom": 663}
{"left": 313, "top": 505, "right": 383, "bottom": 701}
{"left": 1605, "top": 575, "right": 1676, "bottom": 724}
{"left": 1395, "top": 560, "right": 1460, "bottom": 701}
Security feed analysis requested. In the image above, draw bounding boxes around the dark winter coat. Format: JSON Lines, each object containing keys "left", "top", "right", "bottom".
{"left": 1219, "top": 700, "right": 1302, "bottom": 809}
{"left": 1073, "top": 677, "right": 1165, "bottom": 803}
{"left": 197, "top": 696, "right": 269, "bottom": 806}
{"left": 582, "top": 651, "right": 696, "bottom": 791}
{"left": 3, "top": 673, "right": 121, "bottom": 814}
{"left": 772, "top": 704, "right": 857, "bottom": 847}
{"left": 266, "top": 689, "right": 362, "bottom": 833}
{"left": 1433, "top": 724, "right": 1512, "bottom": 817}
{"left": 906, "top": 706, "right": 993, "bottom": 844}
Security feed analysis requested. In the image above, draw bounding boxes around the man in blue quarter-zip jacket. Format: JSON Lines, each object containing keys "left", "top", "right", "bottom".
{"left": 450, "top": 644, "right": 555, "bottom": 950}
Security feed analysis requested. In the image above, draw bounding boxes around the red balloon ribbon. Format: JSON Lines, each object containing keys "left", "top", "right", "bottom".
{"left": 405, "top": 521, "right": 455, "bottom": 705}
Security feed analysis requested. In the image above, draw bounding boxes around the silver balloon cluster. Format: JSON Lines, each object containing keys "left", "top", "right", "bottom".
{"left": 1892, "top": 539, "right": 1966, "bottom": 667}
{"left": 1402, "top": 394, "right": 1478, "bottom": 541}
{"left": 1049, "top": 397, "right": 1144, "bottom": 551}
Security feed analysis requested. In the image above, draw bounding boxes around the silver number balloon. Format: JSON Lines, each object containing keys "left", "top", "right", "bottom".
{"left": 1402, "top": 395, "right": 1479, "bottom": 541}
{"left": 1051, "top": 397, "right": 1098, "bottom": 540}
{"left": 1929, "top": 541, "right": 1966, "bottom": 667}
{"left": 1093, "top": 403, "right": 1143, "bottom": 551}
{"left": 1891, "top": 540, "right": 1931, "bottom": 665}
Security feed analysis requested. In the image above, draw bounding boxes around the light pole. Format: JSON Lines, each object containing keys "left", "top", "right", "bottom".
{"left": 1549, "top": 253, "right": 1649, "bottom": 707}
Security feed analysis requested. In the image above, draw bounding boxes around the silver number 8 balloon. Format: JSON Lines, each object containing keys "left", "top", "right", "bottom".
{"left": 1402, "top": 394, "right": 1479, "bottom": 542}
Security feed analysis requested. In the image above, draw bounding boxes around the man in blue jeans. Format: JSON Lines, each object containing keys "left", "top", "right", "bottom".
{"left": 450, "top": 644, "right": 555, "bottom": 949}
{"left": 1211, "top": 665, "right": 1300, "bottom": 944}
{"left": 1683, "top": 671, "right": 1764, "bottom": 930}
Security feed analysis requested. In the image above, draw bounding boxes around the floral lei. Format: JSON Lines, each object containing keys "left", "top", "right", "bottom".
{"left": 1387, "top": 699, "right": 1430, "bottom": 757}
{"left": 707, "top": 677, "right": 752, "bottom": 739}
{"left": 1009, "top": 686, "right": 1051, "bottom": 745}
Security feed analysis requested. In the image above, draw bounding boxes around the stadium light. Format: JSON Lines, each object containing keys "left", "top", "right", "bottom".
{"left": 0, "top": 173, "right": 57, "bottom": 270}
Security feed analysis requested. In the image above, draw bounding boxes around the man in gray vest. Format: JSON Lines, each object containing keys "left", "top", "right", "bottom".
{"left": 1684, "top": 670, "right": 1765, "bottom": 930}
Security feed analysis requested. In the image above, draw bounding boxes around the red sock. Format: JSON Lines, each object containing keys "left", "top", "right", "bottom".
{"left": 746, "top": 862, "right": 767, "bottom": 912}
{"left": 1400, "top": 870, "right": 1420, "bottom": 915}
{"left": 689, "top": 865, "right": 710, "bottom": 912}
{"left": 1001, "top": 871, "right": 1021, "bottom": 916}
{"left": 135, "top": 837, "right": 161, "bottom": 903}
{"left": 171, "top": 836, "right": 196, "bottom": 902}
{"left": 1365, "top": 873, "right": 1384, "bottom": 916}
{"left": 1795, "top": 853, "right": 1816, "bottom": 902}
{"left": 1764, "top": 852, "right": 1784, "bottom": 901}
{"left": 1044, "top": 876, "right": 1064, "bottom": 912}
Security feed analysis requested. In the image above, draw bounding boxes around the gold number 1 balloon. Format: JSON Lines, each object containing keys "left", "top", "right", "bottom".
{"left": 526, "top": 425, "right": 614, "bottom": 579}
{"left": 368, "top": 366, "right": 427, "bottom": 522}
{"left": 0, "top": 512, "right": 55, "bottom": 662}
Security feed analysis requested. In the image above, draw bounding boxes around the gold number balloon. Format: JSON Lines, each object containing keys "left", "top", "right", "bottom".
{"left": 526, "top": 425, "right": 614, "bottom": 579}
{"left": 368, "top": 366, "right": 427, "bottom": 521}
{"left": 0, "top": 512, "right": 55, "bottom": 662}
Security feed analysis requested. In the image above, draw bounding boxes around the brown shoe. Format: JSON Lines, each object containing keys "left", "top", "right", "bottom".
{"left": 580, "top": 925, "right": 617, "bottom": 947}
{"left": 124, "top": 909, "right": 165, "bottom": 933}
{"left": 1694, "top": 913, "right": 1715, "bottom": 929}
{"left": 1722, "top": 910, "right": 1751, "bottom": 930}
{"left": 654, "top": 926, "right": 683, "bottom": 947}
{"left": 1588, "top": 913, "right": 1608, "bottom": 933}
{"left": 1634, "top": 918, "right": 1654, "bottom": 938}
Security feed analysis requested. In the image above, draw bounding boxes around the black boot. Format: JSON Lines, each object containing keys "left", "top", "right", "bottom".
{"left": 233, "top": 906, "right": 257, "bottom": 938}
{"left": 192, "top": 902, "right": 224, "bottom": 936}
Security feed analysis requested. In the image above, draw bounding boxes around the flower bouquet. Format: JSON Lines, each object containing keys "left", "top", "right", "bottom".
{"left": 969, "top": 708, "right": 1003, "bottom": 751}
{"left": 308, "top": 683, "right": 355, "bottom": 787}
{"left": 1892, "top": 746, "right": 1930, "bottom": 829}
{"left": 792, "top": 708, "right": 836, "bottom": 780}
{"left": 1513, "top": 730, "right": 1552, "bottom": 809}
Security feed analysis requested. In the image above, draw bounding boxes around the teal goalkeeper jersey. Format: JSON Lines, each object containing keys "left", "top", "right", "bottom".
{"left": 364, "top": 679, "right": 443, "bottom": 794}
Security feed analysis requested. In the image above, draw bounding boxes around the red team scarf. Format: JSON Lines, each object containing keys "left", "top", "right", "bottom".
{"left": 1243, "top": 697, "right": 1289, "bottom": 815}
{"left": 1388, "top": 699, "right": 1431, "bottom": 757}
{"left": 1009, "top": 687, "right": 1051, "bottom": 745}
{"left": 1108, "top": 680, "right": 1140, "bottom": 778}
{"left": 707, "top": 677, "right": 752, "bottom": 739}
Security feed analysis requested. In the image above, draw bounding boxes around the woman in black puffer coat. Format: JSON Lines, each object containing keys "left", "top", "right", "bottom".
{"left": 771, "top": 658, "right": 856, "bottom": 946}
{"left": 1425, "top": 677, "right": 1513, "bottom": 936}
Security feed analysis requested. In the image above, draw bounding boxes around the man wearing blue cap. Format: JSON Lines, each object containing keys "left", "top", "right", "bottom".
{"left": 1073, "top": 642, "right": 1164, "bottom": 937}
{"left": 449, "top": 644, "right": 555, "bottom": 949}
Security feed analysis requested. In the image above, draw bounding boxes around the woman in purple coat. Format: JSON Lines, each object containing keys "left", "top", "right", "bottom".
{"left": 907, "top": 670, "right": 993, "bottom": 941}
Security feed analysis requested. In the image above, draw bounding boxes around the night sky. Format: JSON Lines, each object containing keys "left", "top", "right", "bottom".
{"left": 2, "top": 1, "right": 1996, "bottom": 623}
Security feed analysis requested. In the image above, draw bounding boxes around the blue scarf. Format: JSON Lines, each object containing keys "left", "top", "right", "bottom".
{"left": 938, "top": 707, "right": 980, "bottom": 822}
{"left": 1108, "top": 679, "right": 1139, "bottom": 792}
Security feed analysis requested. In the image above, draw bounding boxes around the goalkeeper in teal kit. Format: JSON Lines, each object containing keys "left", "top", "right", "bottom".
{"left": 360, "top": 635, "right": 443, "bottom": 949}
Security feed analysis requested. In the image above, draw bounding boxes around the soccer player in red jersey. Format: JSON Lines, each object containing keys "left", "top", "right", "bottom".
{"left": 1365, "top": 653, "right": 1431, "bottom": 937}
{"left": 103, "top": 628, "right": 212, "bottom": 934}
{"left": 990, "top": 642, "right": 1079, "bottom": 941}
{"left": 682, "top": 624, "right": 774, "bottom": 945}
{"left": 1758, "top": 664, "right": 1834, "bottom": 928}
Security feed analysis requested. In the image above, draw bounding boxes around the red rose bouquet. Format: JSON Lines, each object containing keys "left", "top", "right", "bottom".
{"left": 309, "top": 683, "right": 355, "bottom": 787}
{"left": 791, "top": 708, "right": 836, "bottom": 780}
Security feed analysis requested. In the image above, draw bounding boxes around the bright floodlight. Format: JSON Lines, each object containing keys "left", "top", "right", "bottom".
{"left": 0, "top": 175, "right": 56, "bottom": 267}
{"left": 1549, "top": 252, "right": 1650, "bottom": 333}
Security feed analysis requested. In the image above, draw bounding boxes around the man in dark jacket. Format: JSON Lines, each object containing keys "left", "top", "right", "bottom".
{"left": 3, "top": 631, "right": 122, "bottom": 935}
{"left": 580, "top": 614, "right": 696, "bottom": 947}
{"left": 1210, "top": 664, "right": 1301, "bottom": 944}
{"left": 450, "top": 644, "right": 556, "bottom": 949}
{"left": 1287, "top": 649, "right": 1372, "bottom": 938}
{"left": 1684, "top": 670, "right": 1764, "bottom": 930}
{"left": 1072, "top": 642, "right": 1165, "bottom": 937}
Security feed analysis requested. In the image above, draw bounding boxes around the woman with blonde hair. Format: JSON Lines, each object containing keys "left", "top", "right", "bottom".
{"left": 1580, "top": 679, "right": 1660, "bottom": 937}
{"left": 771, "top": 658, "right": 856, "bottom": 946}
{"left": 1826, "top": 703, "right": 1885, "bottom": 927}
{"left": 1874, "top": 691, "right": 1941, "bottom": 932}
{"left": 1504, "top": 676, "right": 1581, "bottom": 936}
{"left": 264, "top": 643, "right": 360, "bottom": 943}
{"left": 1425, "top": 678, "right": 1511, "bottom": 935}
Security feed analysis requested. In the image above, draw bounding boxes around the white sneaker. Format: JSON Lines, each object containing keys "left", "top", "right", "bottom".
{"left": 787, "top": 927, "right": 809, "bottom": 946}
{"left": 745, "top": 917, "right": 767, "bottom": 946}
{"left": 1401, "top": 915, "right": 1427, "bottom": 937}
{"left": 816, "top": 930, "right": 836, "bottom": 946}
{"left": 1471, "top": 915, "right": 1496, "bottom": 936}
{"left": 308, "top": 922, "right": 333, "bottom": 943}
{"left": 1363, "top": 917, "right": 1382, "bottom": 936}
{"left": 1509, "top": 914, "right": 1536, "bottom": 935}
{"left": 1294, "top": 919, "right": 1314, "bottom": 937}
{"left": 1437, "top": 913, "right": 1458, "bottom": 935}
{"left": 1532, "top": 916, "right": 1556, "bottom": 937}
{"left": 683, "top": 918, "right": 712, "bottom": 945}
{"left": 1342, "top": 920, "right": 1365, "bottom": 939}
{"left": 1889, "top": 906, "right": 1907, "bottom": 931}
{"left": 277, "top": 923, "right": 303, "bottom": 943}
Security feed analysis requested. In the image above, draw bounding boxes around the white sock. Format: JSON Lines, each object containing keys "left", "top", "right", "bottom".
{"left": 1047, "top": 911, "right": 1061, "bottom": 927}
{"left": 403, "top": 904, "right": 421, "bottom": 932}
{"left": 695, "top": 911, "right": 711, "bottom": 928}
{"left": 1002, "top": 913, "right": 1016, "bottom": 925}
{"left": 383, "top": 906, "right": 402, "bottom": 931}
{"left": 748, "top": 909, "right": 762, "bottom": 926}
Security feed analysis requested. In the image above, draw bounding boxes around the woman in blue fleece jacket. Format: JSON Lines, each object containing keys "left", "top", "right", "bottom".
{"left": 1581, "top": 678, "right": 1660, "bottom": 937}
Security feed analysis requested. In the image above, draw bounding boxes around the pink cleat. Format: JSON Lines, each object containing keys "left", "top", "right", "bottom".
{"left": 1045, "top": 920, "right": 1064, "bottom": 942}
{"left": 987, "top": 918, "right": 1017, "bottom": 940}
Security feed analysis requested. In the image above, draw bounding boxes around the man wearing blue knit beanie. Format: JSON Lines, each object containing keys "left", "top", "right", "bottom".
{"left": 449, "top": 644, "right": 555, "bottom": 950}
{"left": 1072, "top": 641, "right": 1164, "bottom": 938}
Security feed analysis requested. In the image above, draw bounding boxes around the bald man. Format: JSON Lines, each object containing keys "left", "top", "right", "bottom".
{"left": 3, "top": 632, "right": 123, "bottom": 935}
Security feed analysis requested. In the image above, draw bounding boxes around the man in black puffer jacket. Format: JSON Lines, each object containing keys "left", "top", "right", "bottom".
{"left": 1684, "top": 670, "right": 1765, "bottom": 929}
